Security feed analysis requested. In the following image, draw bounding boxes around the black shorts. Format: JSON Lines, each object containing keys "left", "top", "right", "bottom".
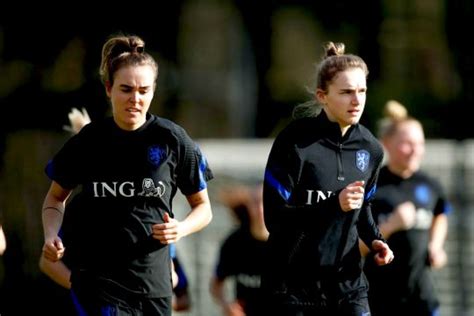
{"left": 71, "top": 271, "right": 172, "bottom": 316}
{"left": 268, "top": 295, "right": 370, "bottom": 316}
{"left": 266, "top": 282, "right": 371, "bottom": 316}
{"left": 71, "top": 288, "right": 172, "bottom": 316}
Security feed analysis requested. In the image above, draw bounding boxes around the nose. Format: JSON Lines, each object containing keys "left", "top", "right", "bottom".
{"left": 130, "top": 91, "right": 140, "bottom": 103}
{"left": 351, "top": 94, "right": 360, "bottom": 105}
{"left": 352, "top": 90, "right": 366, "bottom": 105}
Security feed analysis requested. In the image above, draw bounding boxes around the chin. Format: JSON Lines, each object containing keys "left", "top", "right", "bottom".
{"left": 348, "top": 118, "right": 360, "bottom": 125}
{"left": 126, "top": 116, "right": 143, "bottom": 124}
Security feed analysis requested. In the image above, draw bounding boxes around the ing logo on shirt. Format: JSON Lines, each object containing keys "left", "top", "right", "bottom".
{"left": 138, "top": 178, "right": 166, "bottom": 197}
{"left": 92, "top": 178, "right": 166, "bottom": 198}
{"left": 356, "top": 150, "right": 370, "bottom": 172}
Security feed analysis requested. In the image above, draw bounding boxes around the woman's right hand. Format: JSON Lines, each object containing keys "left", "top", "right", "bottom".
{"left": 42, "top": 236, "right": 65, "bottom": 262}
{"left": 339, "top": 181, "right": 365, "bottom": 212}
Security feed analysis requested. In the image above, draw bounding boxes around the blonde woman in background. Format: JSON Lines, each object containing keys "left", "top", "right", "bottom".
{"left": 363, "top": 100, "right": 451, "bottom": 316}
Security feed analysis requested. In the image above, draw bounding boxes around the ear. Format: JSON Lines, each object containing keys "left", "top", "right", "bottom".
{"left": 315, "top": 88, "right": 326, "bottom": 105}
{"left": 105, "top": 80, "right": 112, "bottom": 98}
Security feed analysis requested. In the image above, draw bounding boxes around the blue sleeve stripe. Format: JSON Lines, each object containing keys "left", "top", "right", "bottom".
{"left": 45, "top": 159, "right": 54, "bottom": 179}
{"left": 365, "top": 184, "right": 377, "bottom": 200}
{"left": 264, "top": 169, "right": 291, "bottom": 202}
{"left": 197, "top": 156, "right": 208, "bottom": 191}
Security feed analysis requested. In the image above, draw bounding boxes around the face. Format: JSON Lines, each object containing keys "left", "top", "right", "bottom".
{"left": 317, "top": 67, "right": 367, "bottom": 133}
{"left": 106, "top": 64, "right": 156, "bottom": 131}
{"left": 383, "top": 121, "right": 425, "bottom": 177}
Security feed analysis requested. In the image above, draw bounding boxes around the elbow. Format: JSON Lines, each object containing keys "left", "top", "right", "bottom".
{"left": 201, "top": 198, "right": 213, "bottom": 228}
{"left": 204, "top": 207, "right": 213, "bottom": 227}
{"left": 0, "top": 228, "right": 6, "bottom": 255}
{"left": 0, "top": 239, "right": 5, "bottom": 256}
{"left": 191, "top": 204, "right": 213, "bottom": 234}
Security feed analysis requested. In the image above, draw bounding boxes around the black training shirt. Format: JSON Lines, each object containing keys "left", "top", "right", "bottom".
{"left": 215, "top": 227, "right": 267, "bottom": 315}
{"left": 262, "top": 111, "right": 384, "bottom": 302}
{"left": 46, "top": 114, "right": 213, "bottom": 298}
{"left": 364, "top": 166, "right": 451, "bottom": 311}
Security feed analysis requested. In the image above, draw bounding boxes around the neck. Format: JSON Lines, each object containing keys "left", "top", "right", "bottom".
{"left": 114, "top": 118, "right": 146, "bottom": 131}
{"left": 340, "top": 125, "right": 350, "bottom": 136}
{"left": 387, "top": 164, "right": 415, "bottom": 179}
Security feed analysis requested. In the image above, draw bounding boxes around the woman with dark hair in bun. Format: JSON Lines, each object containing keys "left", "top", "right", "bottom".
{"left": 262, "top": 41, "right": 394, "bottom": 315}
{"left": 41, "top": 34, "right": 213, "bottom": 315}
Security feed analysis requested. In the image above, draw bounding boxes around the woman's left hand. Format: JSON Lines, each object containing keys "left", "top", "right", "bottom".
{"left": 152, "top": 213, "right": 182, "bottom": 244}
{"left": 372, "top": 240, "right": 395, "bottom": 266}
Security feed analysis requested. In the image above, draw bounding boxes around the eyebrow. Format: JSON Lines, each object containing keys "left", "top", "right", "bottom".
{"left": 118, "top": 84, "right": 152, "bottom": 89}
{"left": 340, "top": 87, "right": 367, "bottom": 92}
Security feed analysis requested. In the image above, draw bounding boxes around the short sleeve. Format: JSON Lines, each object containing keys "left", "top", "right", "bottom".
{"left": 431, "top": 179, "right": 452, "bottom": 216}
{"left": 45, "top": 133, "right": 84, "bottom": 190}
{"left": 176, "top": 129, "right": 213, "bottom": 196}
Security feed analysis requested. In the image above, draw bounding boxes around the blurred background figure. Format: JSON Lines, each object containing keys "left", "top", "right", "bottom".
{"left": 170, "top": 243, "right": 192, "bottom": 312}
{"left": 0, "top": 222, "right": 5, "bottom": 255}
{"left": 62, "top": 107, "right": 91, "bottom": 135}
{"left": 38, "top": 193, "right": 81, "bottom": 316}
{"left": 363, "top": 100, "right": 452, "bottom": 316}
{"left": 210, "top": 184, "right": 268, "bottom": 316}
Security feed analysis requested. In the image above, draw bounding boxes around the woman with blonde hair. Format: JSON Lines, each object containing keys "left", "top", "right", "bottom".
{"left": 262, "top": 42, "right": 393, "bottom": 315}
{"left": 364, "top": 100, "right": 451, "bottom": 316}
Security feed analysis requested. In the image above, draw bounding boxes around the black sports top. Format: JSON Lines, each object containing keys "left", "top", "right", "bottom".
{"left": 364, "top": 166, "right": 451, "bottom": 310}
{"left": 262, "top": 111, "right": 384, "bottom": 303}
{"left": 215, "top": 227, "right": 267, "bottom": 315}
{"left": 46, "top": 114, "right": 213, "bottom": 298}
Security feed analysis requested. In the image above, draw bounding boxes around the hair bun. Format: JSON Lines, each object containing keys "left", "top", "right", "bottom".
{"left": 384, "top": 100, "right": 408, "bottom": 121}
{"left": 132, "top": 45, "right": 144, "bottom": 54}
